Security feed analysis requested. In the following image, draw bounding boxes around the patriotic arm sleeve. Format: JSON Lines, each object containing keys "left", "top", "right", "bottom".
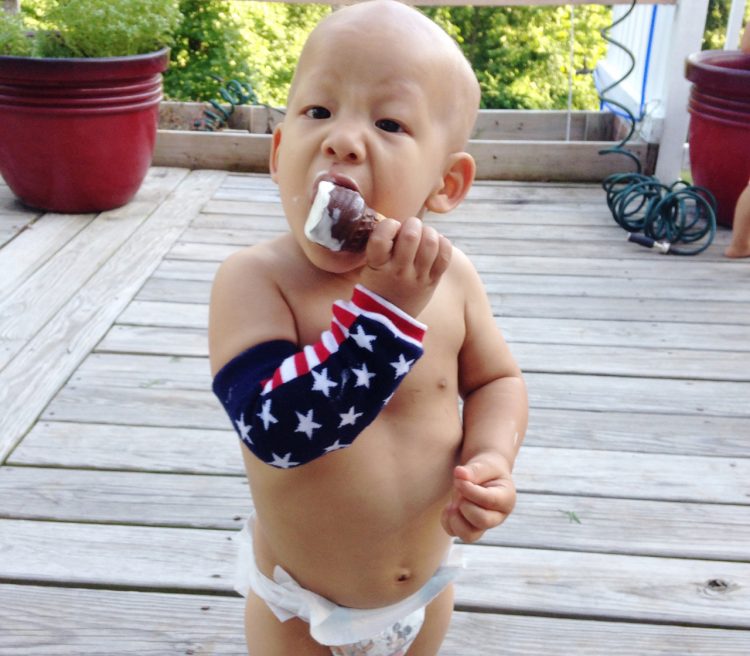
{"left": 212, "top": 285, "right": 426, "bottom": 469}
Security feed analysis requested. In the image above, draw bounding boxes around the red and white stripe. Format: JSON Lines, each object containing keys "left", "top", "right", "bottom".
{"left": 261, "top": 285, "right": 426, "bottom": 394}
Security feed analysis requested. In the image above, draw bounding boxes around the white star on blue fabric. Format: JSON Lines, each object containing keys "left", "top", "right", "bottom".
{"left": 235, "top": 413, "right": 252, "bottom": 443}
{"left": 324, "top": 440, "right": 347, "bottom": 453}
{"left": 339, "top": 406, "right": 363, "bottom": 427}
{"left": 351, "top": 362, "right": 376, "bottom": 388}
{"left": 311, "top": 368, "right": 338, "bottom": 397}
{"left": 257, "top": 399, "right": 278, "bottom": 430}
{"left": 390, "top": 353, "right": 414, "bottom": 378}
{"left": 295, "top": 409, "right": 322, "bottom": 439}
{"left": 351, "top": 325, "right": 377, "bottom": 351}
{"left": 269, "top": 452, "right": 300, "bottom": 468}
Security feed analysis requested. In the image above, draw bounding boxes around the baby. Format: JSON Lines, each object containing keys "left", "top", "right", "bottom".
{"left": 209, "top": 2, "right": 528, "bottom": 654}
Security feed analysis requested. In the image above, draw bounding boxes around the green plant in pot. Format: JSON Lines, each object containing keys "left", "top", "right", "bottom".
{"left": 0, "top": 0, "right": 183, "bottom": 213}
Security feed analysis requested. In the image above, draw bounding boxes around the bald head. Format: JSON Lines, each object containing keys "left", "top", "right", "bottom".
{"left": 290, "top": 0, "right": 480, "bottom": 148}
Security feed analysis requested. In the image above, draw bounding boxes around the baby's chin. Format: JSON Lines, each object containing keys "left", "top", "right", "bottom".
{"left": 298, "top": 236, "right": 367, "bottom": 275}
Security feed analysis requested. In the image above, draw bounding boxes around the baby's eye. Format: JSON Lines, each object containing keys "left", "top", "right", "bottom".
{"left": 375, "top": 119, "right": 404, "bottom": 134}
{"left": 305, "top": 106, "right": 331, "bottom": 120}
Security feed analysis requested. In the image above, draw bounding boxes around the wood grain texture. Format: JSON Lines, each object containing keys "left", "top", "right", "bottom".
{"left": 2, "top": 169, "right": 748, "bottom": 652}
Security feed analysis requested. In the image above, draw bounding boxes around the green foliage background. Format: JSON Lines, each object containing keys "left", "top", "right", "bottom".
{"left": 11, "top": 0, "right": 181, "bottom": 57}
{"left": 703, "top": 0, "right": 750, "bottom": 50}
{"left": 164, "top": 1, "right": 329, "bottom": 104}
{"left": 164, "top": 1, "right": 610, "bottom": 110}
{"left": 7, "top": 0, "right": 749, "bottom": 110}
{"left": 424, "top": 4, "right": 609, "bottom": 110}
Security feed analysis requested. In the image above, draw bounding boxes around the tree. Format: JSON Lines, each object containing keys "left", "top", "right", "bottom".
{"left": 702, "top": 0, "right": 750, "bottom": 50}
{"left": 234, "top": 1, "right": 329, "bottom": 107}
{"left": 164, "top": 0, "right": 256, "bottom": 101}
{"left": 423, "top": 5, "right": 610, "bottom": 110}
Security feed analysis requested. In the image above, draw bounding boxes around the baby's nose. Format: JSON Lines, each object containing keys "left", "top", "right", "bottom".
{"left": 322, "top": 127, "right": 365, "bottom": 163}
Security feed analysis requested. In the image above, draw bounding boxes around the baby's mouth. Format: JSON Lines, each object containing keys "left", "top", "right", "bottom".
{"left": 312, "top": 172, "right": 360, "bottom": 199}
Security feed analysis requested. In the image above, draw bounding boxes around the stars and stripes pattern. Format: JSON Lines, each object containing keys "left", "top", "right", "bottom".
{"left": 213, "top": 285, "right": 426, "bottom": 469}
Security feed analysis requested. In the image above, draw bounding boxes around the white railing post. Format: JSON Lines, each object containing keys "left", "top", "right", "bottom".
{"left": 654, "top": 0, "right": 710, "bottom": 182}
{"left": 725, "top": 0, "right": 747, "bottom": 50}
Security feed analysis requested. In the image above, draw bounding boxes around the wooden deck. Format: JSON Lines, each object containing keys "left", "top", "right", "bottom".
{"left": 1, "top": 168, "right": 749, "bottom": 654}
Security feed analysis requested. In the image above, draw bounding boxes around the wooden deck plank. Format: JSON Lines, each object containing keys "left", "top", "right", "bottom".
{"left": 0, "top": 169, "right": 189, "bottom": 349}
{"left": 132, "top": 267, "right": 748, "bottom": 306}
{"left": 491, "top": 293, "right": 750, "bottom": 324}
{"left": 42, "top": 361, "right": 749, "bottom": 426}
{"left": 12, "top": 404, "right": 750, "bottom": 473}
{"left": 0, "top": 212, "right": 95, "bottom": 300}
{"left": 113, "top": 296, "right": 750, "bottom": 352}
{"left": 94, "top": 323, "right": 750, "bottom": 381}
{"left": 524, "top": 408, "right": 750, "bottom": 457}
{"left": 19, "top": 384, "right": 750, "bottom": 505}
{"left": 154, "top": 247, "right": 746, "bottom": 284}
{"left": 9, "top": 421, "right": 238, "bottom": 474}
{"left": 117, "top": 300, "right": 208, "bottom": 329}
{"left": 0, "top": 584, "right": 245, "bottom": 656}
{"left": 525, "top": 372, "right": 750, "bottom": 417}
{"left": 1, "top": 466, "right": 748, "bottom": 562}
{"left": 0, "top": 194, "right": 41, "bottom": 249}
{"left": 0, "top": 169, "right": 226, "bottom": 464}
{"left": 176, "top": 224, "right": 733, "bottom": 256}
{"left": 2, "top": 520, "right": 748, "bottom": 629}
{"left": 3, "top": 585, "right": 747, "bottom": 656}
{"left": 168, "top": 236, "right": 736, "bottom": 267}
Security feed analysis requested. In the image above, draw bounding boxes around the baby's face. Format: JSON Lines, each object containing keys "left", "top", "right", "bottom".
{"left": 271, "top": 7, "right": 457, "bottom": 271}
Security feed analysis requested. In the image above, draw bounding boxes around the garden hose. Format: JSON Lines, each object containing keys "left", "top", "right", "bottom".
{"left": 603, "top": 173, "right": 716, "bottom": 255}
{"left": 597, "top": 0, "right": 717, "bottom": 255}
{"left": 194, "top": 78, "right": 257, "bottom": 131}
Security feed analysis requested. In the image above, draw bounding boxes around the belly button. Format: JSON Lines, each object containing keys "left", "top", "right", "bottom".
{"left": 437, "top": 378, "right": 448, "bottom": 390}
{"left": 396, "top": 570, "right": 412, "bottom": 583}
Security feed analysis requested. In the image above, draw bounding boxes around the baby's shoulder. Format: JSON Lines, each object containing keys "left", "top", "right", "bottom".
{"left": 213, "top": 234, "right": 302, "bottom": 293}
{"left": 444, "top": 246, "right": 484, "bottom": 296}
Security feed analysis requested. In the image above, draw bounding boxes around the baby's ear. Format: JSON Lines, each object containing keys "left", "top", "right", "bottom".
{"left": 269, "top": 124, "right": 284, "bottom": 183}
{"left": 425, "top": 152, "right": 476, "bottom": 214}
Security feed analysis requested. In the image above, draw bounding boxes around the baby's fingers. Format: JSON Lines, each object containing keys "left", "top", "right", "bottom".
{"left": 458, "top": 500, "right": 508, "bottom": 534}
{"left": 455, "top": 477, "right": 516, "bottom": 515}
{"left": 365, "top": 218, "right": 401, "bottom": 268}
{"left": 430, "top": 234, "right": 452, "bottom": 281}
{"left": 413, "top": 224, "right": 439, "bottom": 275}
{"left": 442, "top": 502, "right": 495, "bottom": 543}
{"left": 390, "top": 217, "right": 423, "bottom": 268}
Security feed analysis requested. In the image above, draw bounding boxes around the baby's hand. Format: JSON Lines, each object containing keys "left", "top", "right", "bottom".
{"left": 359, "top": 217, "right": 452, "bottom": 318}
{"left": 441, "top": 456, "right": 517, "bottom": 543}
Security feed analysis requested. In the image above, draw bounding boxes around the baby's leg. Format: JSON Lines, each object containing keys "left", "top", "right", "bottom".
{"left": 406, "top": 584, "right": 455, "bottom": 656}
{"left": 243, "top": 589, "right": 330, "bottom": 656}
{"left": 725, "top": 183, "right": 750, "bottom": 258}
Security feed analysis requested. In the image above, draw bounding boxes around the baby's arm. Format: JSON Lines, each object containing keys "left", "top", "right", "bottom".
{"left": 212, "top": 284, "right": 426, "bottom": 468}
{"left": 208, "top": 217, "right": 450, "bottom": 469}
{"left": 442, "top": 252, "right": 528, "bottom": 543}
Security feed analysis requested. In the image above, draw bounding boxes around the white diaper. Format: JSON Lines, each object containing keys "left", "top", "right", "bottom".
{"left": 234, "top": 515, "right": 464, "bottom": 650}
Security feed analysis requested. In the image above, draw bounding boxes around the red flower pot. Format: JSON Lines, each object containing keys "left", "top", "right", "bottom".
{"left": 0, "top": 48, "right": 169, "bottom": 213}
{"left": 685, "top": 50, "right": 750, "bottom": 228}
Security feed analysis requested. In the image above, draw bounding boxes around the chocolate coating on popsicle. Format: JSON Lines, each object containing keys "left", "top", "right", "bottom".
{"left": 328, "top": 186, "right": 380, "bottom": 252}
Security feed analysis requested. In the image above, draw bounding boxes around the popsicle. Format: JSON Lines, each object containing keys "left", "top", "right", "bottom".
{"left": 304, "top": 181, "right": 384, "bottom": 252}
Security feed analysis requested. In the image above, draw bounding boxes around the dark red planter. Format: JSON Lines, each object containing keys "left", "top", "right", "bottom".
{"left": 685, "top": 50, "right": 750, "bottom": 228}
{"left": 0, "top": 48, "right": 169, "bottom": 213}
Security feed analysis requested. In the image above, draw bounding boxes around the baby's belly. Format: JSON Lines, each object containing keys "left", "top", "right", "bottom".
{"left": 246, "top": 411, "right": 462, "bottom": 608}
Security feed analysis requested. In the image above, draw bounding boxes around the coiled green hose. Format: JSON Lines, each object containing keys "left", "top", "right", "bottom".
{"left": 194, "top": 78, "right": 257, "bottom": 132}
{"left": 598, "top": 1, "right": 717, "bottom": 255}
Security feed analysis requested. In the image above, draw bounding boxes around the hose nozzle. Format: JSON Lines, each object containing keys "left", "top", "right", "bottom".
{"left": 627, "top": 233, "right": 671, "bottom": 254}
